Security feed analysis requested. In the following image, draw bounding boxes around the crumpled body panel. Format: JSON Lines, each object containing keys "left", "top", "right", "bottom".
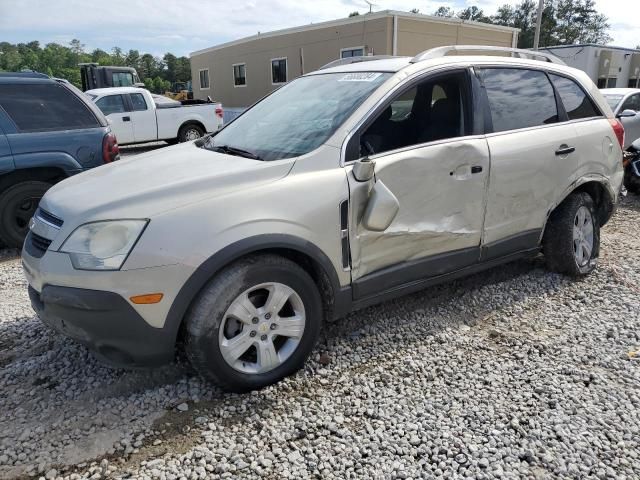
{"left": 349, "top": 138, "right": 490, "bottom": 279}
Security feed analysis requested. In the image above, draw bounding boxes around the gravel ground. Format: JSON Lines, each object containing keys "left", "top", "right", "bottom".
{"left": 1, "top": 196, "right": 639, "bottom": 480}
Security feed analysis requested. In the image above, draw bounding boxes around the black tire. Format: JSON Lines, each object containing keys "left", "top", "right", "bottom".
{"left": 178, "top": 123, "right": 204, "bottom": 143}
{"left": 542, "top": 192, "right": 600, "bottom": 277}
{"left": 184, "top": 254, "right": 323, "bottom": 392}
{"left": 0, "top": 181, "right": 52, "bottom": 248}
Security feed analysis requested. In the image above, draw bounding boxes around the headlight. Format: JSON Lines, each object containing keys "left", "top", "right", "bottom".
{"left": 60, "top": 220, "right": 148, "bottom": 271}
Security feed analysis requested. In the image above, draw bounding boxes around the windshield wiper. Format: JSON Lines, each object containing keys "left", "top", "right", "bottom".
{"left": 211, "top": 144, "right": 262, "bottom": 160}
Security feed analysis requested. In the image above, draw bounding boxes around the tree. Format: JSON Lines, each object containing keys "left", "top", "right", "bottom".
{"left": 175, "top": 57, "right": 191, "bottom": 83}
{"left": 69, "top": 39, "right": 84, "bottom": 55}
{"left": 143, "top": 77, "right": 154, "bottom": 91}
{"left": 0, "top": 39, "right": 194, "bottom": 89}
{"left": 163, "top": 53, "right": 178, "bottom": 83}
{"left": 125, "top": 49, "right": 141, "bottom": 70}
{"left": 111, "top": 47, "right": 125, "bottom": 66}
{"left": 457, "top": 6, "right": 491, "bottom": 23}
{"left": 348, "top": 11, "right": 359, "bottom": 17}
{"left": 152, "top": 76, "right": 170, "bottom": 93}
{"left": 139, "top": 53, "right": 158, "bottom": 79}
{"left": 433, "top": 6, "right": 454, "bottom": 17}
{"left": 410, "top": 8, "right": 420, "bottom": 14}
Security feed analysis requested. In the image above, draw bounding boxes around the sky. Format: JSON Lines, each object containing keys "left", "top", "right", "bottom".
{"left": 0, "top": 0, "right": 638, "bottom": 57}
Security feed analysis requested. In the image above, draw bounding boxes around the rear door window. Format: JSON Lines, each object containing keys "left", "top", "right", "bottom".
{"left": 130, "top": 93, "right": 148, "bottom": 111}
{"left": 0, "top": 83, "right": 100, "bottom": 133}
{"left": 477, "top": 68, "right": 559, "bottom": 133}
{"left": 95, "top": 95, "right": 127, "bottom": 115}
{"left": 549, "top": 74, "right": 600, "bottom": 120}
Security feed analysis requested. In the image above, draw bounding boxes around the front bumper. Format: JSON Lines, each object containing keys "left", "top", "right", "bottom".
{"left": 29, "top": 284, "right": 176, "bottom": 367}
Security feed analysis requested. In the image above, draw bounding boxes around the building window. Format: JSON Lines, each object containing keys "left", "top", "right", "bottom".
{"left": 628, "top": 78, "right": 639, "bottom": 88}
{"left": 597, "top": 78, "right": 606, "bottom": 88}
{"left": 341, "top": 47, "right": 365, "bottom": 58}
{"left": 271, "top": 57, "right": 287, "bottom": 84}
{"left": 607, "top": 77, "right": 617, "bottom": 88}
{"left": 233, "top": 63, "right": 246, "bottom": 87}
{"left": 199, "top": 69, "right": 210, "bottom": 90}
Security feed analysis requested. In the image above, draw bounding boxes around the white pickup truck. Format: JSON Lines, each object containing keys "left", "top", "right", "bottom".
{"left": 86, "top": 87, "right": 223, "bottom": 145}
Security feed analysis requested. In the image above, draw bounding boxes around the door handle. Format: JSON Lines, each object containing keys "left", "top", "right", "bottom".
{"left": 555, "top": 145, "right": 575, "bottom": 156}
{"left": 471, "top": 165, "right": 483, "bottom": 174}
{"left": 122, "top": 116, "right": 131, "bottom": 122}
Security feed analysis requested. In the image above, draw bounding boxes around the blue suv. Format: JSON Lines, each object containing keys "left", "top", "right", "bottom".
{"left": 0, "top": 72, "right": 118, "bottom": 247}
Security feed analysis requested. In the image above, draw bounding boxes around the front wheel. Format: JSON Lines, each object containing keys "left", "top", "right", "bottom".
{"left": 0, "top": 181, "right": 52, "bottom": 248}
{"left": 543, "top": 192, "right": 599, "bottom": 276}
{"left": 184, "top": 254, "right": 323, "bottom": 392}
{"left": 178, "top": 124, "right": 204, "bottom": 142}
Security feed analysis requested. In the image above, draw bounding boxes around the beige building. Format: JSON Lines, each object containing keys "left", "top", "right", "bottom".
{"left": 540, "top": 45, "right": 640, "bottom": 89}
{"left": 190, "top": 10, "right": 519, "bottom": 108}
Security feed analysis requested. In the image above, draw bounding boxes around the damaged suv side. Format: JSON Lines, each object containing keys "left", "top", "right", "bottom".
{"left": 23, "top": 47, "right": 624, "bottom": 392}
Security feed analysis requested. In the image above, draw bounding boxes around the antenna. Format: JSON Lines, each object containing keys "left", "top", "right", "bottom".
{"left": 364, "top": 0, "right": 377, "bottom": 13}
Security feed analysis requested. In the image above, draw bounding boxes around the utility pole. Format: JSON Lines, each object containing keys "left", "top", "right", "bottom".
{"left": 533, "top": 0, "right": 544, "bottom": 50}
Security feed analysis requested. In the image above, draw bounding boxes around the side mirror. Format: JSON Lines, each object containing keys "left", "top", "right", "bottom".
{"left": 362, "top": 180, "right": 400, "bottom": 232}
{"left": 353, "top": 157, "right": 375, "bottom": 182}
{"left": 617, "top": 109, "right": 637, "bottom": 118}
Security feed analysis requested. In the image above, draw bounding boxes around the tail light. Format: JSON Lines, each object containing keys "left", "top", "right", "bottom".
{"left": 608, "top": 118, "right": 625, "bottom": 149}
{"left": 215, "top": 106, "right": 224, "bottom": 119}
{"left": 102, "top": 132, "right": 120, "bottom": 163}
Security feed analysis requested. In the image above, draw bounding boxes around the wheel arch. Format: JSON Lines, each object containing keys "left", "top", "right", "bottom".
{"left": 548, "top": 179, "right": 615, "bottom": 231}
{"left": 0, "top": 167, "right": 68, "bottom": 194}
{"left": 177, "top": 120, "right": 206, "bottom": 138}
{"left": 166, "top": 234, "right": 351, "bottom": 346}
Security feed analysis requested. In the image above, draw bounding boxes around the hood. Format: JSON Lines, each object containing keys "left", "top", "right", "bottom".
{"left": 41, "top": 142, "right": 294, "bottom": 222}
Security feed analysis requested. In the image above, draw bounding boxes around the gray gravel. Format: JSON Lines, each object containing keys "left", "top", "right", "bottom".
{"left": 1, "top": 196, "right": 639, "bottom": 479}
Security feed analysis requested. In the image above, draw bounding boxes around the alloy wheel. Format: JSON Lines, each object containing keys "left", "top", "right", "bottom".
{"left": 218, "top": 282, "right": 306, "bottom": 374}
{"left": 573, "top": 205, "right": 594, "bottom": 267}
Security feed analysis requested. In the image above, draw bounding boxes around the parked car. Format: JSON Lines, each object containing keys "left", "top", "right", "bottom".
{"left": 0, "top": 72, "right": 118, "bottom": 248}
{"left": 86, "top": 87, "right": 223, "bottom": 145}
{"left": 23, "top": 47, "right": 624, "bottom": 393}
{"left": 600, "top": 88, "right": 640, "bottom": 148}
{"left": 623, "top": 138, "right": 640, "bottom": 194}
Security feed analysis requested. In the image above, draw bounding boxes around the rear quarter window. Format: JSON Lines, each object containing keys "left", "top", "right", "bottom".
{"left": 478, "top": 68, "right": 559, "bottom": 133}
{"left": 0, "top": 83, "right": 100, "bottom": 133}
{"left": 549, "top": 74, "right": 601, "bottom": 120}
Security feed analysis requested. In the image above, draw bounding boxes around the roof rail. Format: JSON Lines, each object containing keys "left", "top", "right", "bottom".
{"left": 410, "top": 45, "right": 566, "bottom": 65}
{"left": 319, "top": 55, "right": 397, "bottom": 70}
{"left": 0, "top": 71, "right": 50, "bottom": 79}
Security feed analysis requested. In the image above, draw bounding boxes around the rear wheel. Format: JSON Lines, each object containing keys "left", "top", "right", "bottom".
{"left": 184, "top": 254, "right": 323, "bottom": 392}
{"left": 0, "top": 181, "right": 52, "bottom": 248}
{"left": 543, "top": 192, "right": 599, "bottom": 276}
{"left": 178, "top": 124, "right": 204, "bottom": 143}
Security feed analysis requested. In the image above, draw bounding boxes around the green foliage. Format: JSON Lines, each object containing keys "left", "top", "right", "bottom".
{"left": 430, "top": 1, "right": 611, "bottom": 48}
{"left": 348, "top": 11, "right": 359, "bottom": 17}
{"left": 143, "top": 77, "right": 154, "bottom": 91}
{"left": 0, "top": 39, "right": 192, "bottom": 89}
{"left": 433, "top": 6, "right": 455, "bottom": 17}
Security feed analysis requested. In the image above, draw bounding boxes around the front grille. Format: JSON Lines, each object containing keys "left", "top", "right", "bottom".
{"left": 37, "top": 209, "right": 64, "bottom": 228}
{"left": 30, "top": 232, "right": 52, "bottom": 253}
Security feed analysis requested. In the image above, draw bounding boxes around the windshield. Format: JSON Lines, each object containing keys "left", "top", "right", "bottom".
{"left": 204, "top": 72, "right": 391, "bottom": 161}
{"left": 603, "top": 94, "right": 623, "bottom": 110}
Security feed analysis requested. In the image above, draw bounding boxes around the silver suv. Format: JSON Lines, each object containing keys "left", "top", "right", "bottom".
{"left": 22, "top": 47, "right": 624, "bottom": 392}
